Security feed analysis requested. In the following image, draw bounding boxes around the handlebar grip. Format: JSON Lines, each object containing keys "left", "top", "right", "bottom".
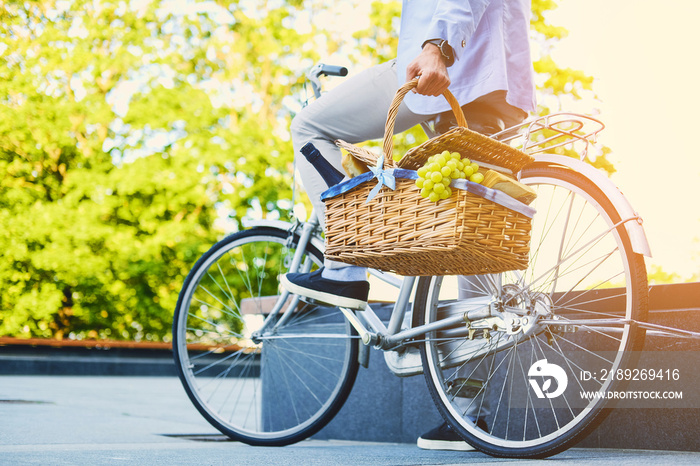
{"left": 319, "top": 64, "right": 348, "bottom": 77}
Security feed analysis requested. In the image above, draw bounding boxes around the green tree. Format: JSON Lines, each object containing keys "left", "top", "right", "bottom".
{"left": 0, "top": 0, "right": 331, "bottom": 341}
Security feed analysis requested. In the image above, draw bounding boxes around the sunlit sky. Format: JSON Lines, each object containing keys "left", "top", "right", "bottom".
{"left": 548, "top": 0, "right": 700, "bottom": 279}
{"left": 330, "top": 0, "right": 699, "bottom": 281}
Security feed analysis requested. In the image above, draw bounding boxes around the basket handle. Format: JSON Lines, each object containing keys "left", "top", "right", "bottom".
{"left": 381, "top": 78, "right": 468, "bottom": 166}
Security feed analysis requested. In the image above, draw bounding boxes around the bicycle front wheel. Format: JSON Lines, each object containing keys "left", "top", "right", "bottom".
{"left": 417, "top": 165, "right": 648, "bottom": 458}
{"left": 172, "top": 227, "right": 359, "bottom": 446}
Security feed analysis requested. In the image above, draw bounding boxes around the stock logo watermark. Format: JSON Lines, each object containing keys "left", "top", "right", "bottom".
{"left": 517, "top": 352, "right": 697, "bottom": 409}
{"left": 528, "top": 359, "right": 568, "bottom": 399}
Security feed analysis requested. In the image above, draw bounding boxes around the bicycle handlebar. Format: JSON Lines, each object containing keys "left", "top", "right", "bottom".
{"left": 306, "top": 63, "right": 348, "bottom": 100}
{"left": 316, "top": 64, "right": 348, "bottom": 77}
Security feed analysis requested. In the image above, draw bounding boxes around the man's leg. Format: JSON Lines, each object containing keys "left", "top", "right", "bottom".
{"left": 291, "top": 59, "right": 429, "bottom": 229}
{"left": 284, "top": 60, "right": 431, "bottom": 307}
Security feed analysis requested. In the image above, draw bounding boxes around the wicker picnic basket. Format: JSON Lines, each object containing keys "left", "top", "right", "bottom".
{"left": 321, "top": 79, "right": 535, "bottom": 276}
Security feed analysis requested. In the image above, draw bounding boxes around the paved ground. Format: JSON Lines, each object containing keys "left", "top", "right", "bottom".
{"left": 1, "top": 376, "right": 698, "bottom": 465}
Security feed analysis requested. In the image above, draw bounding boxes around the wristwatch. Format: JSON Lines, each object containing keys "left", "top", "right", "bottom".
{"left": 422, "top": 39, "right": 455, "bottom": 67}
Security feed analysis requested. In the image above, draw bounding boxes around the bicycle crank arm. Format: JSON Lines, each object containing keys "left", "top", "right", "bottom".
{"left": 339, "top": 307, "right": 378, "bottom": 346}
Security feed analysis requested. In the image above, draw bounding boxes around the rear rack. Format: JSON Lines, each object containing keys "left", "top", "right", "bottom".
{"left": 492, "top": 112, "right": 606, "bottom": 160}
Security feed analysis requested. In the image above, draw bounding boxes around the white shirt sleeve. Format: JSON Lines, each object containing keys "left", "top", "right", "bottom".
{"left": 423, "top": 0, "right": 492, "bottom": 61}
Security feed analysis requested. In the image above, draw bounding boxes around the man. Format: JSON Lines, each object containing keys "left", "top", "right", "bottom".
{"left": 282, "top": 0, "right": 536, "bottom": 450}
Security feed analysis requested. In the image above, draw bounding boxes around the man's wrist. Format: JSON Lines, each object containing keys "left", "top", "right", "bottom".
{"left": 422, "top": 39, "right": 455, "bottom": 67}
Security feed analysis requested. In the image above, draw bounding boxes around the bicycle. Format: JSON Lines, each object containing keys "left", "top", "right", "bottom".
{"left": 171, "top": 64, "right": 695, "bottom": 458}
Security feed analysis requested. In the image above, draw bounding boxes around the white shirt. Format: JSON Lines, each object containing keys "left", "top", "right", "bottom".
{"left": 397, "top": 0, "right": 536, "bottom": 115}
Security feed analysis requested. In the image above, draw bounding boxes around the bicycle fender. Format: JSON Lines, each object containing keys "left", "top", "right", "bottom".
{"left": 529, "top": 154, "right": 652, "bottom": 257}
{"left": 242, "top": 219, "right": 326, "bottom": 253}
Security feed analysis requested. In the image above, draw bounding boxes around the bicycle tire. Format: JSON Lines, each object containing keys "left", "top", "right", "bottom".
{"left": 172, "top": 227, "right": 360, "bottom": 446}
{"left": 417, "top": 165, "right": 648, "bottom": 458}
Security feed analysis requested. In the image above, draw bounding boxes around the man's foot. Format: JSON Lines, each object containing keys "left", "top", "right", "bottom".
{"left": 280, "top": 268, "right": 369, "bottom": 309}
{"left": 416, "top": 420, "right": 487, "bottom": 451}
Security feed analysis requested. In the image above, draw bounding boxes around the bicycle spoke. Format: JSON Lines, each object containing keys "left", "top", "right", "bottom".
{"left": 194, "top": 287, "right": 244, "bottom": 323}
{"left": 514, "top": 341, "right": 541, "bottom": 440}
{"left": 274, "top": 338, "right": 347, "bottom": 377}
{"left": 187, "top": 308, "right": 245, "bottom": 339}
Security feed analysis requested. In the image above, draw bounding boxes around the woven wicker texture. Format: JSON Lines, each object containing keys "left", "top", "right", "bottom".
{"left": 324, "top": 179, "right": 531, "bottom": 275}
{"left": 324, "top": 79, "right": 532, "bottom": 276}
{"left": 399, "top": 125, "right": 533, "bottom": 172}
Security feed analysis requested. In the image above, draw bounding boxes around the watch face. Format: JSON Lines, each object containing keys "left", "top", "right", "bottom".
{"left": 439, "top": 41, "right": 454, "bottom": 66}
{"left": 424, "top": 39, "right": 454, "bottom": 66}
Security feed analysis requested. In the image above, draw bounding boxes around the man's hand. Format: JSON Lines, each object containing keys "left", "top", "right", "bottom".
{"left": 405, "top": 43, "right": 451, "bottom": 96}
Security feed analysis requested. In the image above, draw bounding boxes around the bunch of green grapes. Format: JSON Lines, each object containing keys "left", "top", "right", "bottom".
{"left": 415, "top": 151, "right": 483, "bottom": 202}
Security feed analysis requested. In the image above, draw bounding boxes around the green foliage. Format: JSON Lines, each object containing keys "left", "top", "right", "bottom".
{"left": 351, "top": 0, "right": 401, "bottom": 65}
{"left": 0, "top": 0, "right": 324, "bottom": 341}
{"left": 648, "top": 265, "right": 700, "bottom": 285}
{"left": 647, "top": 265, "right": 683, "bottom": 285}
{"left": 531, "top": 0, "right": 568, "bottom": 40}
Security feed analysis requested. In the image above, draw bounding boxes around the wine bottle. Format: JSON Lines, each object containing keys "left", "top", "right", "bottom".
{"left": 300, "top": 142, "right": 344, "bottom": 187}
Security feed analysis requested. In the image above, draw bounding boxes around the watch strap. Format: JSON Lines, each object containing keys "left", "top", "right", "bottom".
{"left": 422, "top": 39, "right": 455, "bottom": 67}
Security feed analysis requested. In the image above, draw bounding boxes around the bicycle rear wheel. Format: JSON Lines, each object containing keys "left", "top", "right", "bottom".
{"left": 172, "top": 227, "right": 359, "bottom": 446}
{"left": 417, "top": 165, "right": 648, "bottom": 458}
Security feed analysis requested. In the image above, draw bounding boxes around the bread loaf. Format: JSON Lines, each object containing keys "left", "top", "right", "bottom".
{"left": 341, "top": 153, "right": 369, "bottom": 178}
{"left": 482, "top": 170, "right": 537, "bottom": 205}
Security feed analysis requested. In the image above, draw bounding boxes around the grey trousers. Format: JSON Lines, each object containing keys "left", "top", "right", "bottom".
{"left": 291, "top": 60, "right": 430, "bottom": 233}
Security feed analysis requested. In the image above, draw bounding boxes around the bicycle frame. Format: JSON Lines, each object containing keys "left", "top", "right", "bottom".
{"left": 246, "top": 210, "right": 416, "bottom": 346}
